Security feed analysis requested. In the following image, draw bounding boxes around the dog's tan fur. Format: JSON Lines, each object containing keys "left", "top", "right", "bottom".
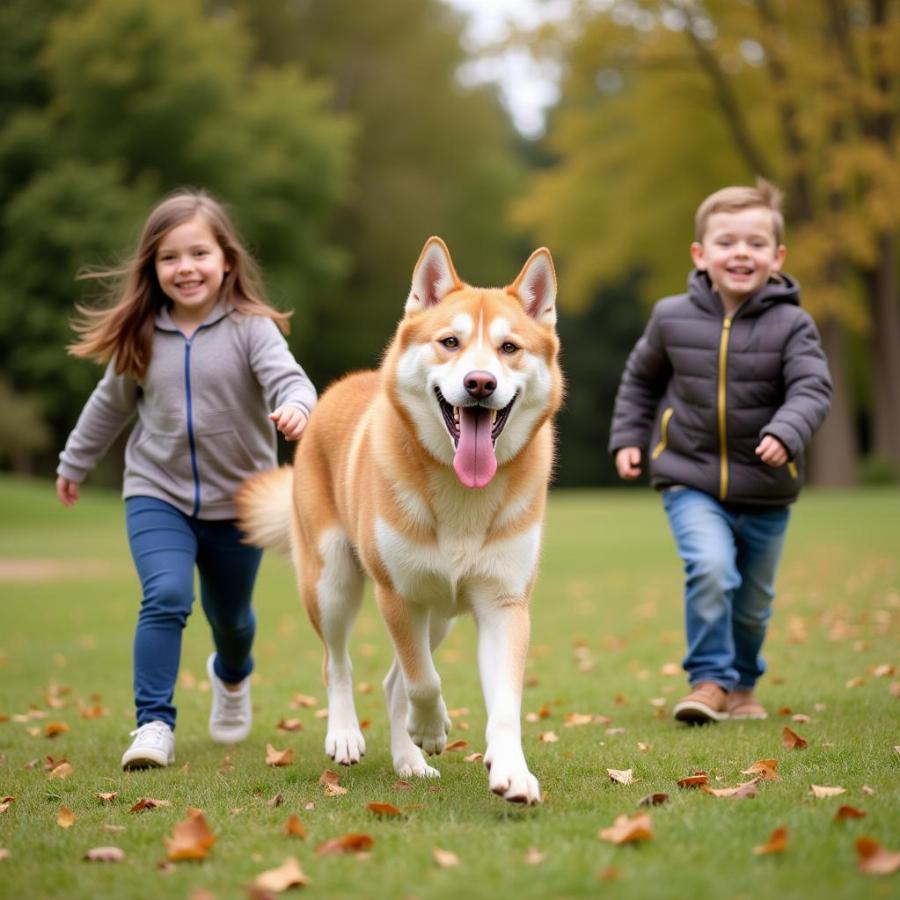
{"left": 237, "top": 237, "right": 562, "bottom": 803}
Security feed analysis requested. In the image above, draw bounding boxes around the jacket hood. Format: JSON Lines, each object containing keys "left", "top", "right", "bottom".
{"left": 688, "top": 269, "right": 800, "bottom": 318}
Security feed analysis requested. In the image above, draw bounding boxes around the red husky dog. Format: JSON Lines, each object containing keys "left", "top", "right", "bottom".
{"left": 237, "top": 237, "right": 562, "bottom": 804}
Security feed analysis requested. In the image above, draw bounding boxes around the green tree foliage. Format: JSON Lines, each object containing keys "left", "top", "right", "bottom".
{"left": 229, "top": 0, "right": 527, "bottom": 383}
{"left": 0, "top": 0, "right": 351, "bottom": 473}
{"left": 517, "top": 0, "right": 900, "bottom": 480}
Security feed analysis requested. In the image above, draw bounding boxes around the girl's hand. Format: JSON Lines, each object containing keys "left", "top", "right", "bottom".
{"left": 270, "top": 406, "right": 309, "bottom": 442}
{"left": 755, "top": 434, "right": 789, "bottom": 467}
{"left": 615, "top": 446, "right": 642, "bottom": 480}
{"left": 56, "top": 477, "right": 80, "bottom": 507}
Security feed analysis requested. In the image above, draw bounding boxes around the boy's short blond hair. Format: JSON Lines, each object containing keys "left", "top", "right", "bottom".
{"left": 695, "top": 178, "right": 785, "bottom": 244}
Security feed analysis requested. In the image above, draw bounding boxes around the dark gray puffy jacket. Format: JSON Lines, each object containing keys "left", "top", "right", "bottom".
{"left": 609, "top": 270, "right": 832, "bottom": 506}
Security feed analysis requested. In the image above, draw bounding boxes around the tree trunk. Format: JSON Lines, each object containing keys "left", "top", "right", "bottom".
{"left": 808, "top": 317, "right": 858, "bottom": 485}
{"left": 863, "top": 233, "right": 900, "bottom": 467}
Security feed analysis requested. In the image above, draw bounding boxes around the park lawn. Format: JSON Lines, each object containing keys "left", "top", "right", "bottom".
{"left": 0, "top": 474, "right": 898, "bottom": 899}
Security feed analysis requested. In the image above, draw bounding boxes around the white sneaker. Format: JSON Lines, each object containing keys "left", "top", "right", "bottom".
{"left": 207, "top": 653, "right": 252, "bottom": 744}
{"left": 121, "top": 720, "right": 175, "bottom": 770}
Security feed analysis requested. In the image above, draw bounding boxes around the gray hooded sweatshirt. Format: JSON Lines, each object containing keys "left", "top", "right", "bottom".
{"left": 57, "top": 301, "right": 316, "bottom": 519}
{"left": 609, "top": 270, "right": 832, "bottom": 506}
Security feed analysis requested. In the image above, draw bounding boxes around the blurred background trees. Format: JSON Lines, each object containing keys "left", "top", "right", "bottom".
{"left": 0, "top": 0, "right": 897, "bottom": 487}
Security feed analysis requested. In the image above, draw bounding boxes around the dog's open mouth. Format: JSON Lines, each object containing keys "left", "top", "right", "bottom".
{"left": 435, "top": 388, "right": 516, "bottom": 489}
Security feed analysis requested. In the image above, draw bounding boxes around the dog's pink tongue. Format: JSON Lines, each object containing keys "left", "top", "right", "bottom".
{"left": 453, "top": 406, "right": 497, "bottom": 488}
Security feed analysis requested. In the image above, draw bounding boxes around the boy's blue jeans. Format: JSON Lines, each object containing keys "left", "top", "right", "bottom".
{"left": 661, "top": 487, "right": 790, "bottom": 692}
{"left": 125, "top": 496, "right": 263, "bottom": 729}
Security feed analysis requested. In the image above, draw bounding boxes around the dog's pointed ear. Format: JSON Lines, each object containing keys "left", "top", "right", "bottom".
{"left": 507, "top": 248, "right": 557, "bottom": 326}
{"left": 405, "top": 237, "right": 462, "bottom": 314}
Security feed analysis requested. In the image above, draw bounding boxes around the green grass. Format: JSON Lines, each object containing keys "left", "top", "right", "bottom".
{"left": 0, "top": 474, "right": 898, "bottom": 899}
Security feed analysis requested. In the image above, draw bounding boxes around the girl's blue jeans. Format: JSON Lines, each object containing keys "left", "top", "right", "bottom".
{"left": 661, "top": 487, "right": 790, "bottom": 692}
{"left": 125, "top": 496, "right": 262, "bottom": 729}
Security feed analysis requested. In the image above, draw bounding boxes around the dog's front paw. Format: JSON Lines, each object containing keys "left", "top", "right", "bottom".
{"left": 325, "top": 727, "right": 366, "bottom": 766}
{"left": 484, "top": 742, "right": 541, "bottom": 805}
{"left": 406, "top": 697, "right": 451, "bottom": 755}
{"left": 394, "top": 746, "right": 441, "bottom": 779}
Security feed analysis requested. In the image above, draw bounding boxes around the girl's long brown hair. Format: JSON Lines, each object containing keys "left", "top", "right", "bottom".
{"left": 69, "top": 189, "right": 291, "bottom": 380}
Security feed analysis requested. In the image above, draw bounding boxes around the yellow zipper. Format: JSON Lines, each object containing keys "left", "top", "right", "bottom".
{"left": 717, "top": 317, "right": 732, "bottom": 500}
{"left": 787, "top": 461, "right": 798, "bottom": 478}
{"left": 651, "top": 407, "right": 674, "bottom": 460}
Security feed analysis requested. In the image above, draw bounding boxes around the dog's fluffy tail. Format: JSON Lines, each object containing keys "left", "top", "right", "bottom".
{"left": 235, "top": 466, "right": 294, "bottom": 556}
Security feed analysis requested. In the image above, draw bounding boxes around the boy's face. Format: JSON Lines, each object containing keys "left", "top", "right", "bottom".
{"left": 690, "top": 207, "right": 786, "bottom": 309}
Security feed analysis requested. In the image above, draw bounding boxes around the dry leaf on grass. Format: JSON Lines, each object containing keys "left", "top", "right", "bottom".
{"left": 525, "top": 847, "right": 546, "bottom": 865}
{"left": 741, "top": 760, "right": 780, "bottom": 781}
{"left": 444, "top": 740, "right": 468, "bottom": 752}
{"left": 218, "top": 756, "right": 233, "bottom": 774}
{"left": 753, "top": 827, "right": 788, "bottom": 855}
{"left": 810, "top": 785, "right": 847, "bottom": 799}
{"left": 564, "top": 713, "right": 594, "bottom": 727}
{"left": 252, "top": 856, "right": 310, "bottom": 891}
{"left": 0, "top": 798, "right": 13, "bottom": 814}
{"left": 130, "top": 797, "right": 171, "bottom": 813}
{"left": 835, "top": 805, "right": 867, "bottom": 821}
{"left": 95, "top": 792, "right": 117, "bottom": 803}
{"left": 856, "top": 837, "right": 900, "bottom": 875}
{"left": 316, "top": 833, "right": 373, "bottom": 856}
{"left": 324, "top": 783, "right": 348, "bottom": 797}
{"left": 703, "top": 781, "right": 758, "bottom": 799}
{"left": 283, "top": 814, "right": 307, "bottom": 838}
{"left": 47, "top": 762, "right": 73, "bottom": 779}
{"left": 638, "top": 793, "right": 669, "bottom": 807}
{"left": 432, "top": 847, "right": 459, "bottom": 868}
{"left": 463, "top": 752, "right": 483, "bottom": 763}
{"left": 782, "top": 727, "right": 808, "bottom": 750}
{"left": 45, "top": 722, "right": 69, "bottom": 738}
{"left": 266, "top": 744, "right": 294, "bottom": 767}
{"left": 0, "top": 849, "right": 9, "bottom": 862}
{"left": 319, "top": 770, "right": 341, "bottom": 786}
{"left": 56, "top": 806, "right": 76, "bottom": 828}
{"left": 677, "top": 772, "right": 709, "bottom": 788}
{"left": 277, "top": 718, "right": 303, "bottom": 732}
{"left": 392, "top": 780, "right": 412, "bottom": 791}
{"left": 607, "top": 768, "right": 634, "bottom": 785}
{"left": 84, "top": 846, "right": 125, "bottom": 863}
{"left": 538, "top": 731, "right": 559, "bottom": 743}
{"left": 367, "top": 802, "right": 403, "bottom": 817}
{"left": 599, "top": 812, "right": 653, "bottom": 844}
{"left": 268, "top": 792, "right": 285, "bottom": 808}
{"left": 164, "top": 810, "right": 216, "bottom": 861}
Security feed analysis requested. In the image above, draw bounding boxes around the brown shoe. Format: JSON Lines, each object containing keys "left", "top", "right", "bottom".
{"left": 673, "top": 682, "right": 729, "bottom": 724}
{"left": 727, "top": 690, "right": 768, "bottom": 720}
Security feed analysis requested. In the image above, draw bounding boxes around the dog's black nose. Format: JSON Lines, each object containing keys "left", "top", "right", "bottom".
{"left": 464, "top": 370, "right": 497, "bottom": 399}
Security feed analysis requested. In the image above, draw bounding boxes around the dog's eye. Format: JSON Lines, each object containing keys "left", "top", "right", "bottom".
{"left": 500, "top": 342, "right": 519, "bottom": 354}
{"left": 439, "top": 336, "right": 459, "bottom": 349}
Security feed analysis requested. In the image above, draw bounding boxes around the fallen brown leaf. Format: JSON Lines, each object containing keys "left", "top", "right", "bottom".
{"left": 164, "top": 810, "right": 216, "bottom": 861}
{"left": 252, "top": 856, "right": 310, "bottom": 891}
{"left": 130, "top": 797, "right": 171, "bottom": 813}
{"left": 277, "top": 718, "right": 303, "bottom": 732}
{"left": 703, "top": 781, "right": 758, "bottom": 799}
{"left": 606, "top": 768, "right": 634, "bottom": 785}
{"left": 218, "top": 755, "right": 234, "bottom": 774}
{"left": 782, "top": 727, "right": 808, "bottom": 750}
{"left": 525, "top": 847, "right": 546, "bottom": 865}
{"left": 324, "top": 782, "right": 347, "bottom": 797}
{"left": 95, "top": 792, "right": 117, "bottom": 803}
{"left": 45, "top": 722, "right": 69, "bottom": 738}
{"left": 741, "top": 760, "right": 780, "bottom": 781}
{"left": 56, "top": 806, "right": 76, "bottom": 828}
{"left": 84, "top": 846, "right": 125, "bottom": 863}
{"left": 392, "top": 780, "right": 412, "bottom": 791}
{"left": 367, "top": 802, "right": 403, "bottom": 817}
{"left": 856, "top": 837, "right": 900, "bottom": 875}
{"left": 753, "top": 826, "right": 788, "bottom": 855}
{"left": 677, "top": 772, "right": 709, "bottom": 788}
{"left": 538, "top": 731, "right": 559, "bottom": 743}
{"left": 599, "top": 812, "right": 654, "bottom": 844}
{"left": 266, "top": 744, "right": 294, "bottom": 767}
{"left": 268, "top": 792, "right": 285, "bottom": 808}
{"left": 0, "top": 848, "right": 9, "bottom": 861}
{"left": 810, "top": 785, "right": 847, "bottom": 799}
{"left": 289, "top": 693, "right": 317, "bottom": 708}
{"left": 835, "top": 805, "right": 867, "bottom": 821}
{"left": 444, "top": 740, "right": 468, "bottom": 752}
{"left": 316, "top": 833, "right": 374, "bottom": 856}
{"left": 319, "top": 770, "right": 341, "bottom": 786}
{"left": 638, "top": 792, "right": 669, "bottom": 807}
{"left": 0, "top": 797, "right": 13, "bottom": 814}
{"left": 283, "top": 814, "right": 307, "bottom": 838}
{"left": 47, "top": 762, "right": 73, "bottom": 780}
{"left": 432, "top": 847, "right": 459, "bottom": 867}
{"left": 463, "top": 752, "right": 483, "bottom": 763}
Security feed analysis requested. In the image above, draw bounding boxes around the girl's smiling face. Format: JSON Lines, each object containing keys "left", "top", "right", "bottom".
{"left": 155, "top": 215, "right": 230, "bottom": 325}
{"left": 691, "top": 207, "right": 786, "bottom": 311}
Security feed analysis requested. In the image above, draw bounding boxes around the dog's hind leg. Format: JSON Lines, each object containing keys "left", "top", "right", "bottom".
{"left": 382, "top": 612, "right": 453, "bottom": 778}
{"left": 307, "top": 527, "right": 367, "bottom": 766}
